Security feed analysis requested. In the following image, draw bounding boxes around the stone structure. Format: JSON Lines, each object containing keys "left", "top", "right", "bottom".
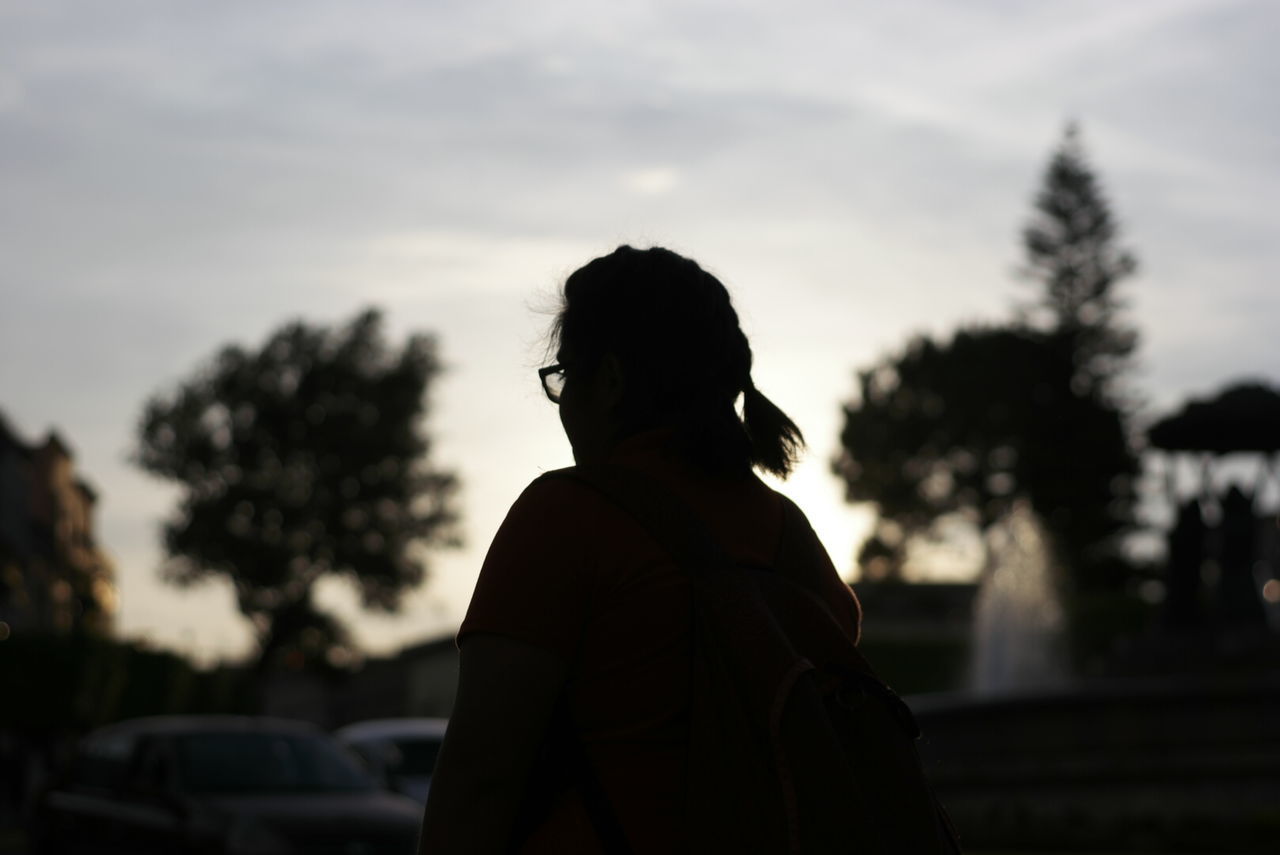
{"left": 0, "top": 412, "right": 116, "bottom": 637}
{"left": 913, "top": 673, "right": 1280, "bottom": 852}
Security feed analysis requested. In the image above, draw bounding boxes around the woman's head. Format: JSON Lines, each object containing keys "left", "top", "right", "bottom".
{"left": 548, "top": 245, "right": 804, "bottom": 478}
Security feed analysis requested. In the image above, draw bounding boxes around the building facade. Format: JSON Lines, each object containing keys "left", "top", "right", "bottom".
{"left": 0, "top": 412, "right": 116, "bottom": 637}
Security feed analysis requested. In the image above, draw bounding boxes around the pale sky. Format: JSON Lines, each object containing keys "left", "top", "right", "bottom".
{"left": 2, "top": 0, "right": 1276, "bottom": 664}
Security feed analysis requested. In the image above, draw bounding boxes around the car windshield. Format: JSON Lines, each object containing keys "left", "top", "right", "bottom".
{"left": 387, "top": 737, "right": 443, "bottom": 777}
{"left": 175, "top": 731, "right": 375, "bottom": 794}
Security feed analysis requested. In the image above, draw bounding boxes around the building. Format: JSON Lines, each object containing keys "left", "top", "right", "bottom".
{"left": 853, "top": 580, "right": 980, "bottom": 694}
{"left": 260, "top": 635, "right": 461, "bottom": 728}
{"left": 855, "top": 581, "right": 980, "bottom": 644}
{"left": 0, "top": 412, "right": 117, "bottom": 637}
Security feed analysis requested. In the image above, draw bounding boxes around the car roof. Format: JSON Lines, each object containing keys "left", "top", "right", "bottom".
{"left": 87, "top": 715, "right": 324, "bottom": 742}
{"left": 334, "top": 718, "right": 449, "bottom": 742}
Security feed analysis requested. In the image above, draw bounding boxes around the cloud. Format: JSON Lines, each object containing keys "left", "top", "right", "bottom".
{"left": 0, "top": 71, "right": 22, "bottom": 111}
{"left": 2, "top": 0, "right": 1277, "bottom": 658}
{"left": 620, "top": 166, "right": 681, "bottom": 196}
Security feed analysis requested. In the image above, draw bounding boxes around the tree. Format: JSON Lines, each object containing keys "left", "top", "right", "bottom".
{"left": 834, "top": 326, "right": 1136, "bottom": 590}
{"left": 134, "top": 308, "right": 460, "bottom": 672}
{"left": 834, "top": 124, "right": 1142, "bottom": 608}
{"left": 1020, "top": 122, "right": 1138, "bottom": 404}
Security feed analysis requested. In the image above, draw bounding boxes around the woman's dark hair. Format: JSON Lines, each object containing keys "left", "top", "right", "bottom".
{"left": 550, "top": 245, "right": 804, "bottom": 478}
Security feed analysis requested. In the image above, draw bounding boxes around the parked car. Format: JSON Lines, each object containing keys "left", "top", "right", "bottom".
{"left": 30, "top": 715, "right": 423, "bottom": 855}
{"left": 334, "top": 719, "right": 447, "bottom": 804}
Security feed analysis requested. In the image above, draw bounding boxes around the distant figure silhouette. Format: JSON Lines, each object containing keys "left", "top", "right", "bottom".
{"left": 1217, "top": 486, "right": 1266, "bottom": 628}
{"left": 1165, "top": 498, "right": 1206, "bottom": 631}
{"left": 418, "top": 246, "right": 956, "bottom": 854}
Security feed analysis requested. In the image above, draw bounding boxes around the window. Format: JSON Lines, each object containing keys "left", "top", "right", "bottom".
{"left": 73, "top": 730, "right": 138, "bottom": 791}
{"left": 175, "top": 731, "right": 374, "bottom": 794}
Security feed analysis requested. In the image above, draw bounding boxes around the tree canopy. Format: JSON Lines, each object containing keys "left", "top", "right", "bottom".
{"left": 835, "top": 325, "right": 1137, "bottom": 585}
{"left": 834, "top": 124, "right": 1141, "bottom": 595}
{"left": 134, "top": 308, "right": 460, "bottom": 670}
{"left": 1148, "top": 381, "right": 1280, "bottom": 454}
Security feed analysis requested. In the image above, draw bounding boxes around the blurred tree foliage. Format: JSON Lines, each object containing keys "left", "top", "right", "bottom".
{"left": 835, "top": 327, "right": 1137, "bottom": 587}
{"left": 834, "top": 124, "right": 1142, "bottom": 626}
{"left": 133, "top": 309, "right": 460, "bottom": 673}
{"left": 1148, "top": 381, "right": 1280, "bottom": 454}
{"left": 0, "top": 633, "right": 253, "bottom": 729}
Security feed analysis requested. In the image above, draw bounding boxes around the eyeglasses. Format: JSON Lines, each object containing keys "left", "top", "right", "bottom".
{"left": 538, "top": 363, "right": 568, "bottom": 404}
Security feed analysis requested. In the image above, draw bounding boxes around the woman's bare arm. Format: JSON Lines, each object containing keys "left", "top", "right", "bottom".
{"left": 417, "top": 632, "right": 569, "bottom": 854}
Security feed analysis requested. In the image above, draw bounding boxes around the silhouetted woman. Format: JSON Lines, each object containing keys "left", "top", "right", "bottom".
{"left": 417, "top": 246, "right": 860, "bottom": 853}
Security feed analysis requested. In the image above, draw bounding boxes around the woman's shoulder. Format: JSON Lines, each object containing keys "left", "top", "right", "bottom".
{"left": 764, "top": 486, "right": 814, "bottom": 532}
{"left": 497, "top": 466, "right": 644, "bottom": 540}
{"left": 503, "top": 462, "right": 794, "bottom": 549}
{"left": 519, "top": 466, "right": 602, "bottom": 501}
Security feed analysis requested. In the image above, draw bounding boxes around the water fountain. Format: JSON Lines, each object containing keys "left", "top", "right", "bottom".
{"left": 968, "top": 499, "right": 1066, "bottom": 693}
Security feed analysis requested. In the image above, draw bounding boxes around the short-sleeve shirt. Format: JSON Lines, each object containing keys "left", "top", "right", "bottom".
{"left": 458, "top": 430, "right": 861, "bottom": 854}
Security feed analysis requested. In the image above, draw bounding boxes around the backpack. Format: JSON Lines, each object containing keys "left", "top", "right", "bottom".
{"left": 546, "top": 464, "right": 961, "bottom": 855}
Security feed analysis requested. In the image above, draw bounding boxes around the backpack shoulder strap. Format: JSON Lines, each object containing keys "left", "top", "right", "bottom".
{"left": 539, "top": 465, "right": 733, "bottom": 577}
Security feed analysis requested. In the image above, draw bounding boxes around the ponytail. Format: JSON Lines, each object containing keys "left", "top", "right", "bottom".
{"left": 554, "top": 245, "right": 806, "bottom": 479}
{"left": 741, "top": 381, "right": 805, "bottom": 478}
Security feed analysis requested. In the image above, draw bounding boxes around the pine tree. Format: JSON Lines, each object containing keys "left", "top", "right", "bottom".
{"left": 1020, "top": 122, "right": 1138, "bottom": 404}
{"left": 835, "top": 123, "right": 1144, "bottom": 642}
